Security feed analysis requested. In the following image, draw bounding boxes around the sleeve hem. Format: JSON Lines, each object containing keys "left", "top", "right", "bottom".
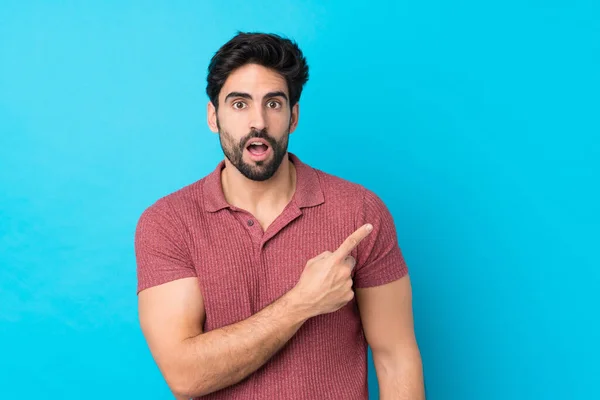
{"left": 136, "top": 270, "right": 198, "bottom": 295}
{"left": 353, "top": 261, "right": 408, "bottom": 289}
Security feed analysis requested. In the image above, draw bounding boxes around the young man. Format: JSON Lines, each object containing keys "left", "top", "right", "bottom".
{"left": 135, "top": 32, "right": 425, "bottom": 399}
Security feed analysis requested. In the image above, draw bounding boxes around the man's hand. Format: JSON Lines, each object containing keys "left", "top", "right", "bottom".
{"left": 290, "top": 223, "right": 373, "bottom": 316}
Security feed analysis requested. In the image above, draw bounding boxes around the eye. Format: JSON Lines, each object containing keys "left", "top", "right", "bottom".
{"left": 232, "top": 101, "right": 247, "bottom": 110}
{"left": 267, "top": 100, "right": 281, "bottom": 109}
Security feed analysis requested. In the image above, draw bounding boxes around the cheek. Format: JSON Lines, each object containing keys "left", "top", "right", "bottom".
{"left": 268, "top": 110, "right": 291, "bottom": 128}
{"left": 219, "top": 112, "right": 246, "bottom": 132}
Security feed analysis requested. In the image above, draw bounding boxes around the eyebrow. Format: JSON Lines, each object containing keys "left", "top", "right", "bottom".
{"left": 224, "top": 91, "right": 289, "bottom": 102}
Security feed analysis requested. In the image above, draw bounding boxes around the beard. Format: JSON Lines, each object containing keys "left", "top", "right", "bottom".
{"left": 217, "top": 122, "right": 290, "bottom": 182}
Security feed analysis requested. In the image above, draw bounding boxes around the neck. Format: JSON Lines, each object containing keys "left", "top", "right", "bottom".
{"left": 221, "top": 153, "right": 297, "bottom": 215}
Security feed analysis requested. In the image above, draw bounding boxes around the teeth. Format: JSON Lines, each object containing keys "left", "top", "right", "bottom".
{"left": 250, "top": 141, "right": 265, "bottom": 146}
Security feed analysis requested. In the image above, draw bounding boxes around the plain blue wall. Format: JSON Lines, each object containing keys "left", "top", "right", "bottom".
{"left": 1, "top": 1, "right": 598, "bottom": 399}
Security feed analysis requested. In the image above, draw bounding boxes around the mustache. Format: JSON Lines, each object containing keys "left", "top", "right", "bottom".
{"left": 239, "top": 129, "right": 278, "bottom": 149}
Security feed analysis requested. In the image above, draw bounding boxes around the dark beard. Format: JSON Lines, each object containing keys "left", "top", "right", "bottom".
{"left": 218, "top": 126, "right": 289, "bottom": 182}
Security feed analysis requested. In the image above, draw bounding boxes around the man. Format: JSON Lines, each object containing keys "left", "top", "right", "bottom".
{"left": 135, "top": 32, "right": 424, "bottom": 399}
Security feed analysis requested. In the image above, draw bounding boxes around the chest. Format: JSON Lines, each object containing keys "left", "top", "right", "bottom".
{"left": 253, "top": 208, "right": 283, "bottom": 232}
{"left": 190, "top": 208, "right": 359, "bottom": 331}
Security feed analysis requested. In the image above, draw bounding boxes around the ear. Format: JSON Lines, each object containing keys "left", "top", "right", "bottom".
{"left": 207, "top": 101, "right": 219, "bottom": 133}
{"left": 289, "top": 103, "right": 300, "bottom": 134}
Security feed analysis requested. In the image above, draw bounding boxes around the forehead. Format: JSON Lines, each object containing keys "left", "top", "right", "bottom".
{"left": 220, "top": 64, "right": 288, "bottom": 99}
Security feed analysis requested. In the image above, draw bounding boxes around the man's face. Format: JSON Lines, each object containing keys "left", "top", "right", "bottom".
{"left": 207, "top": 63, "right": 299, "bottom": 181}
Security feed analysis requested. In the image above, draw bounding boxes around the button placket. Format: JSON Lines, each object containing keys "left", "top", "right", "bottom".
{"left": 237, "top": 213, "right": 263, "bottom": 241}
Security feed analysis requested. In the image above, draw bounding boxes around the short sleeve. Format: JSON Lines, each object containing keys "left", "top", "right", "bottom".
{"left": 353, "top": 188, "right": 408, "bottom": 289}
{"left": 134, "top": 202, "right": 197, "bottom": 294}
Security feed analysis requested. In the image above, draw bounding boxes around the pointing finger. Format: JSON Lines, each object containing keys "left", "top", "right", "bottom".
{"left": 332, "top": 224, "right": 373, "bottom": 261}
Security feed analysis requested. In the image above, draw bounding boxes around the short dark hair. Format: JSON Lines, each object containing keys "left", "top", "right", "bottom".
{"left": 206, "top": 32, "right": 309, "bottom": 110}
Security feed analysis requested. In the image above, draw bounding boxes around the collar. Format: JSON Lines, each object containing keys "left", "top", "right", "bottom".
{"left": 203, "top": 152, "right": 324, "bottom": 213}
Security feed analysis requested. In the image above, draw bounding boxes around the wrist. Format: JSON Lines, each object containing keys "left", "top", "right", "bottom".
{"left": 281, "top": 287, "right": 314, "bottom": 324}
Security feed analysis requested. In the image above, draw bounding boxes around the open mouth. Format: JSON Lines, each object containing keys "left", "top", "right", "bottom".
{"left": 246, "top": 139, "right": 270, "bottom": 157}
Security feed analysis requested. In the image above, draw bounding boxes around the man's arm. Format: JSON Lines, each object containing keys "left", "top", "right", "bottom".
{"left": 138, "top": 224, "right": 373, "bottom": 398}
{"left": 138, "top": 277, "right": 308, "bottom": 398}
{"left": 356, "top": 275, "right": 425, "bottom": 400}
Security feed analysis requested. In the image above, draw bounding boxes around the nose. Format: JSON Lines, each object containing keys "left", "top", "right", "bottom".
{"left": 249, "top": 106, "right": 267, "bottom": 132}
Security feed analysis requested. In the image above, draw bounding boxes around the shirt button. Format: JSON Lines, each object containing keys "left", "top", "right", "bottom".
{"left": 247, "top": 219, "right": 254, "bottom": 226}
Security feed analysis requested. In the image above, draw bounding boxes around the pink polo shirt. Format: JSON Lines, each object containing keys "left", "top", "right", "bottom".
{"left": 135, "top": 152, "right": 408, "bottom": 399}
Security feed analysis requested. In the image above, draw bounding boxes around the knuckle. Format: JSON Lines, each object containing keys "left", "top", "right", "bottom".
{"left": 340, "top": 268, "right": 352, "bottom": 279}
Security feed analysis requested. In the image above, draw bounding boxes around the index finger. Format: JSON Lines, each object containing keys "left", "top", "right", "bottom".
{"left": 332, "top": 224, "right": 373, "bottom": 261}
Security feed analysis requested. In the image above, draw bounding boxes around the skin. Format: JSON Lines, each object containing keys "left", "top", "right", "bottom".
{"left": 138, "top": 63, "right": 425, "bottom": 399}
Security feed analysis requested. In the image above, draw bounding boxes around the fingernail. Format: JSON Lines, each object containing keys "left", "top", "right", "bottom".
{"left": 366, "top": 224, "right": 373, "bottom": 231}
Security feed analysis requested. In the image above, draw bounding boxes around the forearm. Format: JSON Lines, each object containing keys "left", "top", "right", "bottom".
{"left": 375, "top": 349, "right": 425, "bottom": 400}
{"left": 170, "top": 290, "right": 310, "bottom": 398}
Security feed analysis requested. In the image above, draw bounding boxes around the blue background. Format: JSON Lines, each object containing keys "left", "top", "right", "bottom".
{"left": 1, "top": 1, "right": 598, "bottom": 399}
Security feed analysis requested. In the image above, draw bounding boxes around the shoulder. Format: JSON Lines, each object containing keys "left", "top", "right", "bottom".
{"left": 136, "top": 178, "right": 206, "bottom": 229}
{"left": 311, "top": 167, "right": 381, "bottom": 209}
{"left": 308, "top": 166, "right": 396, "bottom": 236}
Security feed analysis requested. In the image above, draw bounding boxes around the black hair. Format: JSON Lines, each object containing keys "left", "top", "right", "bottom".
{"left": 206, "top": 32, "right": 309, "bottom": 110}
